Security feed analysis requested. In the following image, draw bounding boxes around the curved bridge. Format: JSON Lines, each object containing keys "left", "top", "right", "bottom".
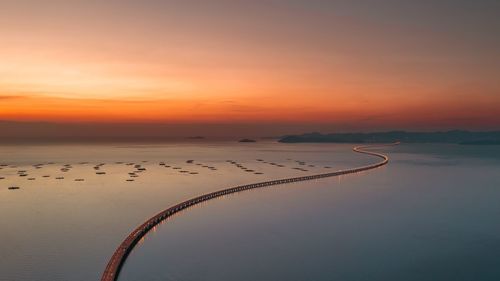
{"left": 100, "top": 143, "right": 397, "bottom": 281}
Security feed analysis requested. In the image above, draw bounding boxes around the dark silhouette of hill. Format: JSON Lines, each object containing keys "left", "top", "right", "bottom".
{"left": 279, "top": 130, "right": 500, "bottom": 144}
{"left": 460, "top": 140, "right": 500, "bottom": 145}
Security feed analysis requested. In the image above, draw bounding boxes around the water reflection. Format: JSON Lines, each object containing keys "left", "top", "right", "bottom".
{"left": 118, "top": 144, "right": 500, "bottom": 281}
{"left": 0, "top": 142, "right": 369, "bottom": 281}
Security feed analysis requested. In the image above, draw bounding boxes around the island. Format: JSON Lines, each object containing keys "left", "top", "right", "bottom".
{"left": 460, "top": 140, "right": 500, "bottom": 145}
{"left": 278, "top": 130, "right": 500, "bottom": 144}
{"left": 238, "top": 138, "right": 257, "bottom": 143}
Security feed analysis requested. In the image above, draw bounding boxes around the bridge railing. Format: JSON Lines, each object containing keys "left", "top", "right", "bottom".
{"left": 101, "top": 143, "right": 397, "bottom": 281}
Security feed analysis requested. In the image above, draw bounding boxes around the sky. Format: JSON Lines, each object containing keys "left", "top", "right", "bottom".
{"left": 1, "top": 0, "right": 499, "bottom": 137}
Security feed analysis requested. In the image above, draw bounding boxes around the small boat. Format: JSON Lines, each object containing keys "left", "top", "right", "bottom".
{"left": 0, "top": 177, "right": 5, "bottom": 180}
{"left": 186, "top": 160, "right": 194, "bottom": 163}
{"left": 43, "top": 175, "right": 50, "bottom": 178}
{"left": 96, "top": 172, "right": 106, "bottom": 175}
{"left": 27, "top": 178, "right": 35, "bottom": 180}
{"left": 8, "top": 186, "right": 20, "bottom": 190}
{"left": 189, "top": 172, "right": 198, "bottom": 175}
{"left": 75, "top": 179, "right": 85, "bottom": 181}
{"left": 126, "top": 179, "right": 134, "bottom": 182}
{"left": 56, "top": 177, "right": 64, "bottom": 180}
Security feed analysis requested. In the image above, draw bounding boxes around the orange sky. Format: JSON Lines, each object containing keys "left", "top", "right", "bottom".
{"left": 1, "top": 1, "right": 499, "bottom": 131}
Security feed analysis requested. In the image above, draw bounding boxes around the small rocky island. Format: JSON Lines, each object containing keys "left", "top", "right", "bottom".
{"left": 238, "top": 138, "right": 257, "bottom": 143}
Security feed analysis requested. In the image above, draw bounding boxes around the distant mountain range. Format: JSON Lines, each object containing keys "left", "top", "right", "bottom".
{"left": 278, "top": 130, "right": 500, "bottom": 145}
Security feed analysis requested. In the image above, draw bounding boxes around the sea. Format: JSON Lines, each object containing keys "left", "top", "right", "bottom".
{"left": 1, "top": 142, "right": 499, "bottom": 281}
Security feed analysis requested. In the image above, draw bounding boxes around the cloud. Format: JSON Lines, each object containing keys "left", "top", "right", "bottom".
{"left": 0, "top": 95, "right": 26, "bottom": 100}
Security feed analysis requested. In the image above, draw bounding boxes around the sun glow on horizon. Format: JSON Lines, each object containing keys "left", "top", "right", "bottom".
{"left": 1, "top": 1, "right": 499, "bottom": 130}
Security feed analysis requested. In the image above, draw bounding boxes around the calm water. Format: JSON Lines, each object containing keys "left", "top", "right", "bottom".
{"left": 0, "top": 141, "right": 369, "bottom": 281}
{"left": 1, "top": 142, "right": 499, "bottom": 281}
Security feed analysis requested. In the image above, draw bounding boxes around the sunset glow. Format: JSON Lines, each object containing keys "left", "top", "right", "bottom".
{"left": 1, "top": 1, "right": 499, "bottom": 132}
{"left": 2, "top": 3, "right": 500, "bottom": 281}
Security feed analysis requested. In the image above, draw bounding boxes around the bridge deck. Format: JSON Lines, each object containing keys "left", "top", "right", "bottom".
{"left": 100, "top": 143, "right": 396, "bottom": 281}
